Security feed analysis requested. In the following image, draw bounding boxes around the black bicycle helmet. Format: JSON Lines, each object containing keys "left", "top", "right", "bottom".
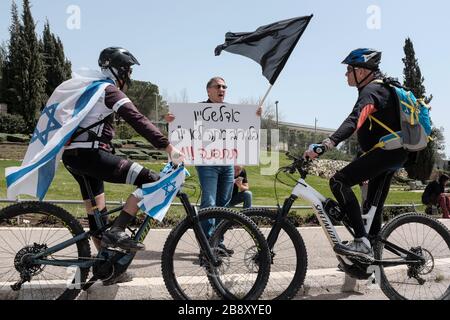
{"left": 99, "top": 47, "right": 140, "bottom": 89}
{"left": 342, "top": 48, "right": 382, "bottom": 71}
{"left": 440, "top": 174, "right": 449, "bottom": 184}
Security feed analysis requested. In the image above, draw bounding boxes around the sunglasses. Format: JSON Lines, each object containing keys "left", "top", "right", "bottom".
{"left": 346, "top": 66, "right": 359, "bottom": 73}
{"left": 210, "top": 84, "right": 228, "bottom": 90}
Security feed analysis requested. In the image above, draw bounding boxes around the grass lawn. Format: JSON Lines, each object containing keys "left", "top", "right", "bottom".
{"left": 0, "top": 155, "right": 422, "bottom": 220}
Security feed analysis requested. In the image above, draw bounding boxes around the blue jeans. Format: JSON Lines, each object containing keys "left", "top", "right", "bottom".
{"left": 196, "top": 166, "right": 234, "bottom": 237}
{"left": 230, "top": 191, "right": 253, "bottom": 209}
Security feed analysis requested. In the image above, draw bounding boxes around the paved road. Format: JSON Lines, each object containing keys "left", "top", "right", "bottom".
{"left": 0, "top": 219, "right": 449, "bottom": 300}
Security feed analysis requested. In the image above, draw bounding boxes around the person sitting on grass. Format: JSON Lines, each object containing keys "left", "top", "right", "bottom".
{"left": 229, "top": 165, "right": 253, "bottom": 209}
{"left": 422, "top": 174, "right": 450, "bottom": 219}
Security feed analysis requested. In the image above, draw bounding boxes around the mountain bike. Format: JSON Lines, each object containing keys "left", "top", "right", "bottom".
{"left": 0, "top": 164, "right": 271, "bottom": 300}
{"left": 243, "top": 152, "right": 450, "bottom": 300}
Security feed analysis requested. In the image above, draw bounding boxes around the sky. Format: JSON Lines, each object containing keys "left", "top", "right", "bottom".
{"left": 0, "top": 0, "right": 449, "bottom": 158}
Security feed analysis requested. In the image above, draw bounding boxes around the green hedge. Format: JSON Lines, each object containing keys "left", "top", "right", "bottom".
{"left": 116, "top": 123, "right": 137, "bottom": 140}
{"left": 6, "top": 134, "right": 30, "bottom": 143}
{"left": 0, "top": 114, "right": 27, "bottom": 134}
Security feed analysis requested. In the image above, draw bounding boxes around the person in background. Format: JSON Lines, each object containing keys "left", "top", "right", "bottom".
{"left": 229, "top": 165, "right": 253, "bottom": 209}
{"left": 166, "top": 77, "right": 234, "bottom": 255}
{"left": 165, "top": 77, "right": 262, "bottom": 253}
{"left": 422, "top": 174, "right": 450, "bottom": 219}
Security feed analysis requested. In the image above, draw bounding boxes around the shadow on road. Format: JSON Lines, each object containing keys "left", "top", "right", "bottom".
{"left": 297, "top": 291, "right": 364, "bottom": 300}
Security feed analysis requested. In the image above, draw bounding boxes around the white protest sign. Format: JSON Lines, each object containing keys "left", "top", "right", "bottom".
{"left": 168, "top": 103, "right": 260, "bottom": 166}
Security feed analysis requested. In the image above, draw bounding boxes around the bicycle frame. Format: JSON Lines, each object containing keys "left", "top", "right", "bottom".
{"left": 283, "top": 179, "right": 342, "bottom": 246}
{"left": 29, "top": 189, "right": 221, "bottom": 273}
{"left": 291, "top": 178, "right": 382, "bottom": 247}
{"left": 267, "top": 167, "right": 425, "bottom": 267}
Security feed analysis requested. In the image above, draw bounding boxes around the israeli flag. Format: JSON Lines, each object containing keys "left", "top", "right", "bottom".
{"left": 6, "top": 70, "right": 114, "bottom": 200}
{"left": 138, "top": 164, "right": 189, "bottom": 222}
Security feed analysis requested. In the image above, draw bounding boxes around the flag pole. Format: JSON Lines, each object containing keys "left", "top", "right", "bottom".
{"left": 259, "top": 85, "right": 273, "bottom": 108}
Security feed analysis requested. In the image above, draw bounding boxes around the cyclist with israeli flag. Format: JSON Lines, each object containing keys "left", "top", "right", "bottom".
{"left": 6, "top": 47, "right": 185, "bottom": 254}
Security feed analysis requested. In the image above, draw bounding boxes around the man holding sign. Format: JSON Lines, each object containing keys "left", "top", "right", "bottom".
{"left": 165, "top": 77, "right": 260, "bottom": 244}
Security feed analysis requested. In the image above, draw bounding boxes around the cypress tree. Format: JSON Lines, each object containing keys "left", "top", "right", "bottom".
{"left": 21, "top": 0, "right": 46, "bottom": 131}
{"left": 3, "top": 1, "right": 25, "bottom": 115}
{"left": 42, "top": 20, "right": 71, "bottom": 98}
{"left": 0, "top": 43, "right": 6, "bottom": 103}
{"left": 403, "top": 38, "right": 433, "bottom": 103}
{"left": 402, "top": 38, "right": 437, "bottom": 181}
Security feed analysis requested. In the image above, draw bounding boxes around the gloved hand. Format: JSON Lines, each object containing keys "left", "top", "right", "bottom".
{"left": 303, "top": 138, "right": 336, "bottom": 160}
{"left": 303, "top": 144, "right": 326, "bottom": 160}
{"left": 165, "top": 144, "right": 185, "bottom": 165}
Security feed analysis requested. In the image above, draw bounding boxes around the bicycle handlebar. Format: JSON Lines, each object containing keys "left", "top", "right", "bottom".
{"left": 284, "top": 152, "right": 312, "bottom": 179}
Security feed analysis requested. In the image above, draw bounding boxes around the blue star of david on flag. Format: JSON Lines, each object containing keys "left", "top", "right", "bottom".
{"left": 138, "top": 164, "right": 188, "bottom": 222}
{"left": 31, "top": 103, "right": 62, "bottom": 146}
{"left": 6, "top": 76, "right": 116, "bottom": 201}
{"left": 162, "top": 181, "right": 177, "bottom": 196}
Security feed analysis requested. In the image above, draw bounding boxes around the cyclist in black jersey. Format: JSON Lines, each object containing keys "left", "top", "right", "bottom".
{"left": 305, "top": 48, "right": 409, "bottom": 262}
{"left": 62, "top": 47, "right": 184, "bottom": 254}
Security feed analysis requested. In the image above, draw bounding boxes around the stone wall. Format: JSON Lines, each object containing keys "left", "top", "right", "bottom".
{"left": 309, "top": 159, "right": 408, "bottom": 180}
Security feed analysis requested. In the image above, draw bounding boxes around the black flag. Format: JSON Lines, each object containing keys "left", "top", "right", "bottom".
{"left": 215, "top": 15, "right": 313, "bottom": 85}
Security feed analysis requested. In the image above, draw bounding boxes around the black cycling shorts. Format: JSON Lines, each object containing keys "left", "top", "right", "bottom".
{"left": 62, "top": 148, "right": 159, "bottom": 200}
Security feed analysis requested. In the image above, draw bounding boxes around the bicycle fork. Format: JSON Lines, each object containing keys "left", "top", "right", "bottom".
{"left": 179, "top": 192, "right": 221, "bottom": 267}
{"left": 266, "top": 196, "right": 297, "bottom": 250}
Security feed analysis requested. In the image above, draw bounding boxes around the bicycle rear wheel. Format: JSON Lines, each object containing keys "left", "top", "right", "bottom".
{"left": 0, "top": 202, "right": 91, "bottom": 300}
{"left": 161, "top": 208, "right": 270, "bottom": 300}
{"left": 375, "top": 213, "right": 450, "bottom": 300}
{"left": 244, "top": 208, "right": 308, "bottom": 300}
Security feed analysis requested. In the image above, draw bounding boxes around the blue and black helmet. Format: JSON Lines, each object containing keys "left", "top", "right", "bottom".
{"left": 342, "top": 48, "right": 382, "bottom": 71}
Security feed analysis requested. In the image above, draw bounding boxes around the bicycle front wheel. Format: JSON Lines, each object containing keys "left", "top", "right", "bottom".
{"left": 161, "top": 207, "right": 271, "bottom": 300}
{"left": 376, "top": 213, "right": 450, "bottom": 300}
{"left": 0, "top": 202, "right": 91, "bottom": 300}
{"left": 244, "top": 208, "right": 308, "bottom": 300}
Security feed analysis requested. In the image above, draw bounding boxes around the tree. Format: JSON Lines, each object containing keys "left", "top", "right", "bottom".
{"left": 126, "top": 80, "right": 164, "bottom": 121}
{"left": 402, "top": 38, "right": 438, "bottom": 181}
{"left": 20, "top": 0, "right": 46, "bottom": 130}
{"left": 403, "top": 38, "right": 433, "bottom": 104}
{"left": 42, "top": 20, "right": 71, "bottom": 98}
{"left": 0, "top": 43, "right": 7, "bottom": 102}
{"left": 3, "top": 1, "right": 24, "bottom": 116}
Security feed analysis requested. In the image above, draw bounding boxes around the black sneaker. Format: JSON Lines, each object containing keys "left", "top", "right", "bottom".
{"left": 334, "top": 239, "right": 374, "bottom": 263}
{"left": 102, "top": 272, "right": 133, "bottom": 286}
{"left": 101, "top": 229, "right": 145, "bottom": 252}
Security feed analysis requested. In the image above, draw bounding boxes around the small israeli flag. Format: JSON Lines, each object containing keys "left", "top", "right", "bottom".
{"left": 5, "top": 70, "right": 114, "bottom": 200}
{"left": 138, "top": 164, "right": 189, "bottom": 222}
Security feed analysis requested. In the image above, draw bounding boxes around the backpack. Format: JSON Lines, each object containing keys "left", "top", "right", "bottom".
{"left": 368, "top": 79, "right": 432, "bottom": 152}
